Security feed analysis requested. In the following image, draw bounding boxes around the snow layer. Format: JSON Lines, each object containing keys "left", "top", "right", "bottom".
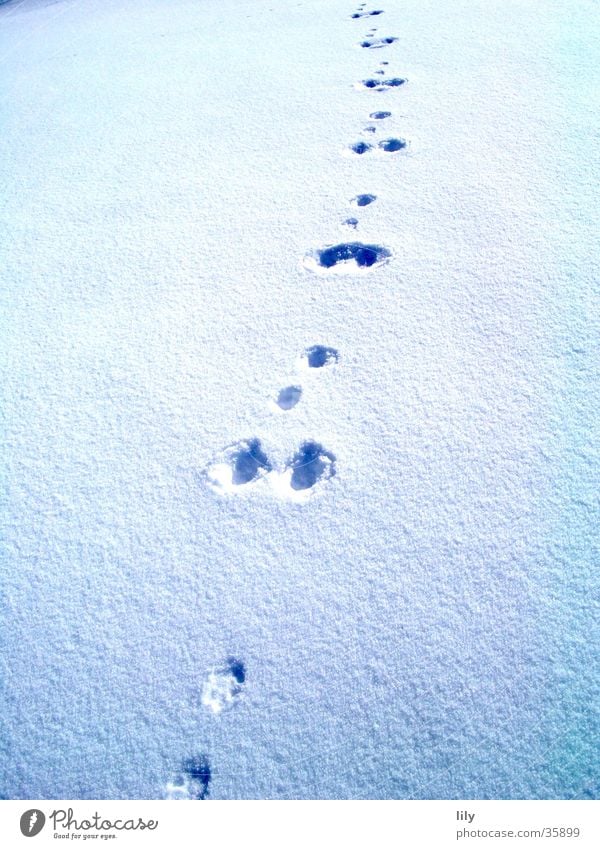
{"left": 1, "top": 0, "right": 599, "bottom": 799}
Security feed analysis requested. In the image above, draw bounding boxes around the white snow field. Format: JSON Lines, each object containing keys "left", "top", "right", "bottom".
{"left": 1, "top": 0, "right": 598, "bottom": 800}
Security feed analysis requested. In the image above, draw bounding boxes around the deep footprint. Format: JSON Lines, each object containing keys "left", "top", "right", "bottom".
{"left": 379, "top": 137, "right": 407, "bottom": 152}
{"left": 276, "top": 385, "right": 302, "bottom": 410}
{"left": 166, "top": 755, "right": 211, "bottom": 800}
{"left": 370, "top": 110, "right": 392, "bottom": 119}
{"left": 348, "top": 140, "right": 374, "bottom": 154}
{"left": 230, "top": 439, "right": 270, "bottom": 484}
{"left": 289, "top": 441, "right": 336, "bottom": 491}
{"left": 352, "top": 193, "right": 377, "bottom": 206}
{"left": 304, "top": 242, "right": 391, "bottom": 273}
{"left": 303, "top": 345, "right": 339, "bottom": 368}
{"left": 206, "top": 438, "right": 271, "bottom": 492}
{"left": 202, "top": 656, "right": 246, "bottom": 714}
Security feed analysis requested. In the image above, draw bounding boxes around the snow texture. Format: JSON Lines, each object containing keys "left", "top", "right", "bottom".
{"left": 1, "top": 0, "right": 599, "bottom": 800}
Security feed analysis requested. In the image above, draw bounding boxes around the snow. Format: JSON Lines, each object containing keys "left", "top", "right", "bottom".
{"left": 1, "top": 0, "right": 599, "bottom": 800}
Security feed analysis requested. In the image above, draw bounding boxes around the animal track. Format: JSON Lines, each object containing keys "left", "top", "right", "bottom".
{"left": 360, "top": 36, "right": 398, "bottom": 48}
{"left": 357, "top": 77, "right": 406, "bottom": 91}
{"left": 276, "top": 385, "right": 302, "bottom": 410}
{"left": 201, "top": 0, "right": 406, "bottom": 507}
{"left": 202, "top": 657, "right": 246, "bottom": 714}
{"left": 379, "top": 137, "right": 407, "bottom": 152}
{"left": 302, "top": 345, "right": 339, "bottom": 368}
{"left": 303, "top": 242, "right": 391, "bottom": 274}
{"left": 166, "top": 755, "right": 211, "bottom": 800}
{"left": 352, "top": 193, "right": 377, "bottom": 206}
{"left": 206, "top": 438, "right": 271, "bottom": 493}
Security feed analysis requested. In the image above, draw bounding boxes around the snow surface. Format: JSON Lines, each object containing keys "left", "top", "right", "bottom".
{"left": 1, "top": 0, "right": 599, "bottom": 799}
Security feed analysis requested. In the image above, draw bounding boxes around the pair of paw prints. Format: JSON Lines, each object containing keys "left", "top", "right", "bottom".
{"left": 359, "top": 36, "right": 398, "bottom": 49}
{"left": 206, "top": 347, "right": 338, "bottom": 501}
{"left": 303, "top": 242, "right": 391, "bottom": 273}
{"left": 344, "top": 136, "right": 407, "bottom": 156}
{"left": 350, "top": 8, "right": 384, "bottom": 18}
{"left": 356, "top": 76, "right": 406, "bottom": 91}
{"left": 164, "top": 657, "right": 247, "bottom": 800}
{"left": 207, "top": 437, "right": 335, "bottom": 498}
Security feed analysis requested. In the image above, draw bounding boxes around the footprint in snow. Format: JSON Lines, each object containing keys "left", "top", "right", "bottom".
{"left": 351, "top": 193, "right": 377, "bottom": 206}
{"left": 273, "top": 384, "right": 302, "bottom": 410}
{"left": 379, "top": 137, "right": 407, "bottom": 152}
{"left": 290, "top": 442, "right": 336, "bottom": 491}
{"left": 165, "top": 755, "right": 211, "bottom": 800}
{"left": 370, "top": 110, "right": 392, "bottom": 119}
{"left": 341, "top": 217, "right": 359, "bottom": 229}
{"left": 301, "top": 344, "right": 339, "bottom": 368}
{"left": 345, "top": 140, "right": 374, "bottom": 155}
{"left": 273, "top": 442, "right": 336, "bottom": 499}
{"left": 206, "top": 438, "right": 271, "bottom": 493}
{"left": 303, "top": 242, "right": 391, "bottom": 274}
{"left": 202, "top": 657, "right": 246, "bottom": 714}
